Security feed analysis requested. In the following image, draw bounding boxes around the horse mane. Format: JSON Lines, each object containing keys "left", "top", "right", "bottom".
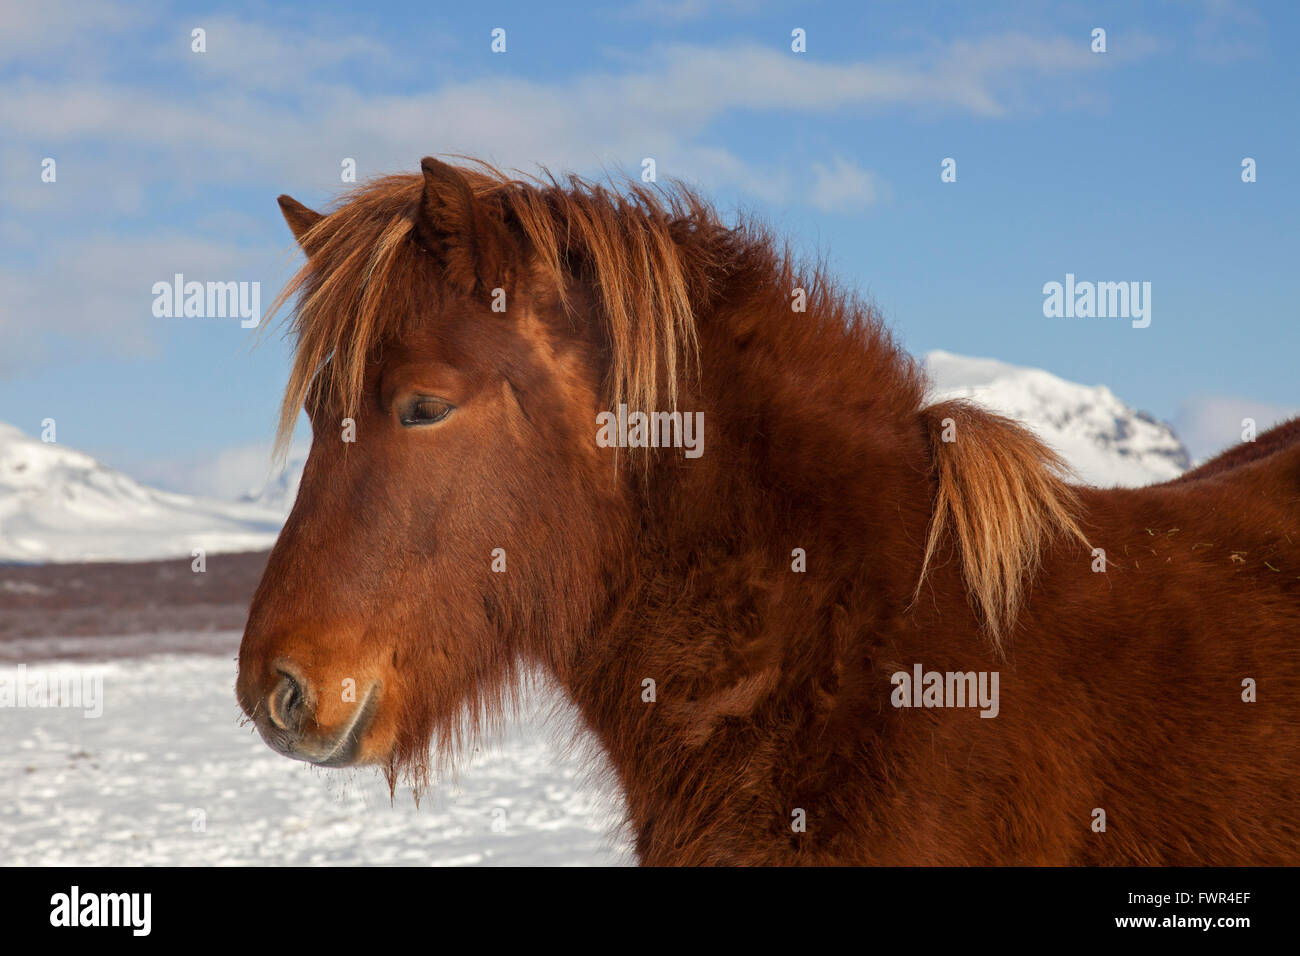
{"left": 916, "top": 400, "right": 1090, "bottom": 648}
{"left": 266, "top": 158, "right": 1086, "bottom": 647}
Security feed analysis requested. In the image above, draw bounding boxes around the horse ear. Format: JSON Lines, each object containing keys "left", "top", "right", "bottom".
{"left": 278, "top": 195, "right": 324, "bottom": 250}
{"left": 413, "top": 157, "right": 512, "bottom": 293}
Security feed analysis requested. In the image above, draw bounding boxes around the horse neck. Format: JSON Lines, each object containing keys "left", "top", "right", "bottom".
{"left": 556, "top": 282, "right": 936, "bottom": 854}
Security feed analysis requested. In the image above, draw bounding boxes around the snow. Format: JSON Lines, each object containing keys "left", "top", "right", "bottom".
{"left": 0, "top": 647, "right": 632, "bottom": 866}
{"left": 0, "top": 423, "right": 284, "bottom": 564}
{"left": 238, "top": 453, "right": 305, "bottom": 517}
{"left": 924, "top": 351, "right": 1190, "bottom": 487}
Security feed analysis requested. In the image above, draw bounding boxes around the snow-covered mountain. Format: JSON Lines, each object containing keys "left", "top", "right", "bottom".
{"left": 924, "top": 351, "right": 1191, "bottom": 487}
{"left": 0, "top": 423, "right": 284, "bottom": 564}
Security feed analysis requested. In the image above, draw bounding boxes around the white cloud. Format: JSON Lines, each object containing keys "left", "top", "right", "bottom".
{"left": 168, "top": 15, "right": 393, "bottom": 87}
{"left": 1174, "top": 396, "right": 1300, "bottom": 462}
{"left": 809, "top": 156, "right": 884, "bottom": 212}
{"left": 622, "top": 0, "right": 760, "bottom": 22}
{"left": 0, "top": 235, "right": 276, "bottom": 374}
{"left": 1193, "top": 0, "right": 1265, "bottom": 64}
{"left": 0, "top": 31, "right": 1143, "bottom": 196}
{"left": 0, "top": 0, "right": 142, "bottom": 62}
{"left": 136, "top": 437, "right": 309, "bottom": 500}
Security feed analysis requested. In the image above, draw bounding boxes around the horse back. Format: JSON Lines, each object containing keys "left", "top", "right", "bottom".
{"left": 1168, "top": 415, "right": 1300, "bottom": 484}
{"left": 992, "top": 439, "right": 1300, "bottom": 863}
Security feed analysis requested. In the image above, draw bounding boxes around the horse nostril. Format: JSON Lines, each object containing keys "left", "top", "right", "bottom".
{"left": 268, "top": 671, "right": 307, "bottom": 732}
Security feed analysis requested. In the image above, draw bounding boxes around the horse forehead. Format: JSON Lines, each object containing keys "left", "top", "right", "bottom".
{"left": 363, "top": 275, "right": 590, "bottom": 395}
{"left": 375, "top": 307, "right": 499, "bottom": 368}
{"left": 510, "top": 304, "right": 599, "bottom": 388}
{"left": 417, "top": 296, "right": 572, "bottom": 360}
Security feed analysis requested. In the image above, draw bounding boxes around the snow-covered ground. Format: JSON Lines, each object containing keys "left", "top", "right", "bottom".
{"left": 0, "top": 648, "right": 632, "bottom": 866}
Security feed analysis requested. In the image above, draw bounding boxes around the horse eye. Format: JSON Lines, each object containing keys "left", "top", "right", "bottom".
{"left": 400, "top": 397, "right": 455, "bottom": 427}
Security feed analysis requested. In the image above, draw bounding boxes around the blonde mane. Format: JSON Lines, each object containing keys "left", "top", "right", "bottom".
{"left": 917, "top": 400, "right": 1091, "bottom": 648}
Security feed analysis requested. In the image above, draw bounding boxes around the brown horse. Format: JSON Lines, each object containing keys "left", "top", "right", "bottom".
{"left": 236, "top": 157, "right": 1300, "bottom": 865}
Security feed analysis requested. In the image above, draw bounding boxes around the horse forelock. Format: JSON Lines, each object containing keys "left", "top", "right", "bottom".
{"left": 266, "top": 163, "right": 718, "bottom": 462}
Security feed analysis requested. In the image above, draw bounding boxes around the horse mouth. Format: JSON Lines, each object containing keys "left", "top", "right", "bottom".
{"left": 257, "top": 682, "right": 381, "bottom": 768}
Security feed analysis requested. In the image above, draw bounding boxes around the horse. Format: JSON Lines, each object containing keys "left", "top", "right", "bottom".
{"left": 236, "top": 157, "right": 1300, "bottom": 865}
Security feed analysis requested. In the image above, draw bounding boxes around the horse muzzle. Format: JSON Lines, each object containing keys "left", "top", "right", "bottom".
{"left": 245, "top": 662, "right": 381, "bottom": 768}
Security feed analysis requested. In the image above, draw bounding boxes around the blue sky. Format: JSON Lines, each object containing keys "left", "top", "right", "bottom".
{"left": 1, "top": 0, "right": 1296, "bottom": 495}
